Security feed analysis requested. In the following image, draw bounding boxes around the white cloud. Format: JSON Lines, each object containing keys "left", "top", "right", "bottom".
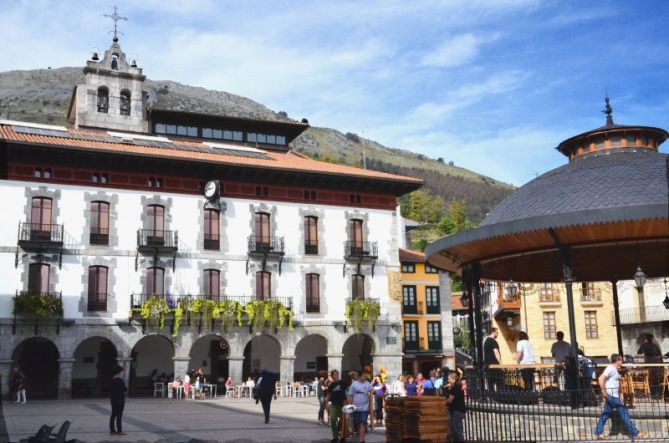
{"left": 421, "top": 33, "right": 484, "bottom": 68}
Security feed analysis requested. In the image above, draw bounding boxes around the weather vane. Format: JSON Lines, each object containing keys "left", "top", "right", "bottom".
{"left": 602, "top": 94, "right": 614, "bottom": 126}
{"left": 104, "top": 6, "right": 127, "bottom": 41}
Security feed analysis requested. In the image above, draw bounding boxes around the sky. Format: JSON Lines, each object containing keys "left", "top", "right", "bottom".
{"left": 1, "top": 0, "right": 668, "bottom": 186}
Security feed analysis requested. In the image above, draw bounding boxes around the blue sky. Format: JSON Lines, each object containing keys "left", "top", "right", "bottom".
{"left": 1, "top": 0, "right": 668, "bottom": 185}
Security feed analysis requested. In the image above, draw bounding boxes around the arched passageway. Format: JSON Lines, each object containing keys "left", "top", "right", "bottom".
{"left": 294, "top": 334, "right": 328, "bottom": 381}
{"left": 342, "top": 334, "right": 374, "bottom": 375}
{"left": 130, "top": 335, "right": 173, "bottom": 396}
{"left": 243, "top": 335, "right": 280, "bottom": 381}
{"left": 12, "top": 337, "right": 59, "bottom": 399}
{"left": 189, "top": 334, "right": 229, "bottom": 390}
{"left": 72, "top": 337, "right": 118, "bottom": 398}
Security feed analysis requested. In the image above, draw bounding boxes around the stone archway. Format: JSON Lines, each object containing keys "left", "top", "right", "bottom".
{"left": 12, "top": 337, "right": 59, "bottom": 399}
{"left": 72, "top": 336, "right": 118, "bottom": 398}
{"left": 130, "top": 335, "right": 174, "bottom": 396}
{"left": 243, "top": 335, "right": 280, "bottom": 381}
{"left": 294, "top": 334, "right": 328, "bottom": 381}
{"left": 342, "top": 334, "right": 375, "bottom": 375}
{"left": 189, "top": 334, "right": 230, "bottom": 388}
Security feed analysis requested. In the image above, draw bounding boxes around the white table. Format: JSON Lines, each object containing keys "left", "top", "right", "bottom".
{"left": 203, "top": 383, "right": 217, "bottom": 398}
{"left": 236, "top": 385, "right": 253, "bottom": 398}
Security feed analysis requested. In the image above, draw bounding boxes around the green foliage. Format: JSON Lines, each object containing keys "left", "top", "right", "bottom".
{"left": 13, "top": 293, "right": 62, "bottom": 320}
{"left": 132, "top": 295, "right": 170, "bottom": 329}
{"left": 244, "top": 299, "right": 293, "bottom": 333}
{"left": 213, "top": 300, "right": 244, "bottom": 333}
{"left": 454, "top": 324, "right": 472, "bottom": 352}
{"left": 450, "top": 273, "right": 464, "bottom": 292}
{"left": 190, "top": 298, "right": 217, "bottom": 330}
{"left": 439, "top": 198, "right": 475, "bottom": 235}
{"left": 345, "top": 299, "right": 381, "bottom": 334}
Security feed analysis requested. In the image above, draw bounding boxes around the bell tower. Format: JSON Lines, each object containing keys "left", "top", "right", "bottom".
{"left": 69, "top": 8, "right": 149, "bottom": 133}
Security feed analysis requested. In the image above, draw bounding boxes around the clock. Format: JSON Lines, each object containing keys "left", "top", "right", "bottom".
{"left": 204, "top": 180, "right": 219, "bottom": 200}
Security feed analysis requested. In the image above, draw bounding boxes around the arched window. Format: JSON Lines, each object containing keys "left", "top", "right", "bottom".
{"left": 204, "top": 269, "right": 220, "bottom": 301}
{"left": 111, "top": 54, "right": 119, "bottom": 70}
{"left": 304, "top": 216, "right": 318, "bottom": 255}
{"left": 256, "top": 271, "right": 271, "bottom": 300}
{"left": 97, "top": 87, "right": 109, "bottom": 113}
{"left": 88, "top": 265, "right": 108, "bottom": 311}
{"left": 120, "top": 90, "right": 131, "bottom": 116}
{"left": 306, "top": 273, "right": 320, "bottom": 313}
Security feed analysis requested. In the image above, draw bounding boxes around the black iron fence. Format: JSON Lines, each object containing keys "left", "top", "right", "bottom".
{"left": 136, "top": 229, "right": 178, "bottom": 249}
{"left": 89, "top": 227, "right": 109, "bottom": 245}
{"left": 615, "top": 305, "right": 669, "bottom": 324}
{"left": 344, "top": 240, "right": 378, "bottom": 258}
{"left": 131, "top": 293, "right": 293, "bottom": 310}
{"left": 203, "top": 233, "right": 219, "bottom": 250}
{"left": 248, "top": 235, "right": 284, "bottom": 254}
{"left": 18, "top": 222, "right": 64, "bottom": 243}
{"left": 463, "top": 365, "right": 669, "bottom": 441}
{"left": 87, "top": 292, "right": 107, "bottom": 311}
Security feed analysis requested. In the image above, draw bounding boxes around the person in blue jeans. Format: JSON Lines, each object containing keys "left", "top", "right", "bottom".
{"left": 594, "top": 354, "right": 646, "bottom": 440}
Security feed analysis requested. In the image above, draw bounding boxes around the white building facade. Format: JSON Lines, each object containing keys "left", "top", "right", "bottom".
{"left": 0, "top": 37, "right": 422, "bottom": 398}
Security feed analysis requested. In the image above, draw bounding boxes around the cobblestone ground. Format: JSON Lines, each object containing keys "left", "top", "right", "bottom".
{"left": 0, "top": 397, "right": 387, "bottom": 443}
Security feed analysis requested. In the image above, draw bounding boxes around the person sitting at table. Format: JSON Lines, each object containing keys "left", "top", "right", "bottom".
{"left": 171, "top": 378, "right": 181, "bottom": 399}
{"left": 516, "top": 331, "right": 536, "bottom": 391}
{"left": 225, "top": 376, "right": 233, "bottom": 395}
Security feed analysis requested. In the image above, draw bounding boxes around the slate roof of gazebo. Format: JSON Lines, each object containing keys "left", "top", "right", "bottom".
{"left": 426, "top": 116, "right": 669, "bottom": 283}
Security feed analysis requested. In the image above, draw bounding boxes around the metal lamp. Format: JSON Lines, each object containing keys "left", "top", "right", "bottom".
{"left": 633, "top": 266, "right": 647, "bottom": 289}
{"left": 506, "top": 316, "right": 514, "bottom": 326}
{"left": 460, "top": 293, "right": 470, "bottom": 308}
{"left": 663, "top": 278, "right": 669, "bottom": 310}
{"left": 506, "top": 280, "right": 518, "bottom": 299}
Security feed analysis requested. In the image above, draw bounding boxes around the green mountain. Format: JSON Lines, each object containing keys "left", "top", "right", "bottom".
{"left": 0, "top": 67, "right": 513, "bottom": 222}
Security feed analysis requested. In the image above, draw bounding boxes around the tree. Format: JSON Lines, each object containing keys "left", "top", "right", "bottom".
{"left": 439, "top": 199, "right": 475, "bottom": 235}
{"left": 454, "top": 323, "right": 472, "bottom": 353}
{"left": 437, "top": 157, "right": 444, "bottom": 163}
{"left": 277, "top": 111, "right": 288, "bottom": 117}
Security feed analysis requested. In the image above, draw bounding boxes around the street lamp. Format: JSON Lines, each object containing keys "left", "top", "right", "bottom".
{"left": 663, "top": 278, "right": 669, "bottom": 310}
{"left": 460, "top": 293, "right": 470, "bottom": 308}
{"left": 633, "top": 266, "right": 647, "bottom": 289}
{"left": 634, "top": 266, "right": 647, "bottom": 322}
{"left": 506, "top": 279, "right": 518, "bottom": 300}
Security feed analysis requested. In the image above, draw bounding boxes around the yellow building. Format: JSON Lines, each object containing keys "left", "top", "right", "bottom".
{"left": 399, "top": 248, "right": 449, "bottom": 375}
{"left": 492, "top": 281, "right": 618, "bottom": 364}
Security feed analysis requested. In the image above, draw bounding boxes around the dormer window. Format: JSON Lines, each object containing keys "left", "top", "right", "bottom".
{"left": 111, "top": 54, "right": 119, "bottom": 70}
{"left": 120, "top": 90, "right": 131, "bottom": 116}
{"left": 97, "top": 87, "right": 109, "bottom": 113}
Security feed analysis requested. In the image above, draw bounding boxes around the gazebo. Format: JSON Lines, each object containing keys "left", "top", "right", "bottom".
{"left": 426, "top": 100, "right": 669, "bottom": 375}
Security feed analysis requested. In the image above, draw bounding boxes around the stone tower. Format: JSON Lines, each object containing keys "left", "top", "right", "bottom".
{"left": 70, "top": 37, "right": 149, "bottom": 133}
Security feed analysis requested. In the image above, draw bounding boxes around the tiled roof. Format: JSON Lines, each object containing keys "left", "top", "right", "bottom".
{"left": 399, "top": 248, "right": 425, "bottom": 262}
{"left": 451, "top": 293, "right": 466, "bottom": 311}
{"left": 0, "top": 123, "right": 422, "bottom": 186}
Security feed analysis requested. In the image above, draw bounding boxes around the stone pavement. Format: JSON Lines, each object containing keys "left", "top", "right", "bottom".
{"left": 0, "top": 396, "right": 387, "bottom": 443}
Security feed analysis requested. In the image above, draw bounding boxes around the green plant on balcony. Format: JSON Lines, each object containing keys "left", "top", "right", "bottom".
{"left": 213, "top": 300, "right": 244, "bottom": 333}
{"left": 130, "top": 295, "right": 170, "bottom": 329}
{"left": 13, "top": 293, "right": 63, "bottom": 320}
{"left": 244, "top": 299, "right": 293, "bottom": 333}
{"left": 189, "top": 298, "right": 217, "bottom": 330}
{"left": 345, "top": 299, "right": 381, "bottom": 333}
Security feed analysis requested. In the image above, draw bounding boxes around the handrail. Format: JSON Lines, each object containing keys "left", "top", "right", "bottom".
{"left": 137, "top": 229, "right": 178, "bottom": 248}
{"left": 18, "top": 222, "right": 64, "bottom": 243}
{"left": 247, "top": 236, "right": 284, "bottom": 254}
{"left": 344, "top": 240, "right": 378, "bottom": 258}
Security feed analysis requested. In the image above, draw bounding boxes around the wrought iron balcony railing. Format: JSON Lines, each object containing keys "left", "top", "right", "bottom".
{"left": 18, "top": 222, "right": 64, "bottom": 244}
{"left": 581, "top": 288, "right": 602, "bottom": 302}
{"left": 304, "top": 240, "right": 318, "bottom": 255}
{"left": 344, "top": 240, "right": 378, "bottom": 259}
{"left": 248, "top": 236, "right": 284, "bottom": 255}
{"left": 89, "top": 227, "right": 109, "bottom": 245}
{"left": 87, "top": 292, "right": 107, "bottom": 311}
{"left": 137, "top": 229, "right": 178, "bottom": 250}
{"left": 614, "top": 305, "right": 669, "bottom": 325}
{"left": 539, "top": 292, "right": 561, "bottom": 303}
{"left": 131, "top": 293, "right": 293, "bottom": 310}
{"left": 204, "top": 233, "right": 220, "bottom": 250}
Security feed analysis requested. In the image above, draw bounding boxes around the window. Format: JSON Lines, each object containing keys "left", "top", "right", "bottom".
{"left": 155, "top": 123, "right": 166, "bottom": 134}
{"left": 581, "top": 282, "right": 597, "bottom": 301}
{"left": 401, "top": 262, "right": 415, "bottom": 273}
{"left": 425, "top": 265, "right": 439, "bottom": 274}
{"left": 145, "top": 267, "right": 164, "bottom": 295}
{"left": 202, "top": 128, "right": 213, "bottom": 138}
{"left": 352, "top": 274, "right": 365, "bottom": 300}
{"left": 427, "top": 321, "right": 442, "bottom": 349}
{"left": 255, "top": 212, "right": 270, "bottom": 246}
{"left": 43, "top": 168, "right": 51, "bottom": 179}
{"left": 585, "top": 311, "right": 598, "bottom": 338}
{"left": 404, "top": 321, "right": 419, "bottom": 349}
{"left": 90, "top": 201, "right": 110, "bottom": 245}
{"left": 30, "top": 197, "right": 52, "bottom": 235}
{"left": 402, "top": 286, "right": 417, "bottom": 314}
{"left": 255, "top": 186, "right": 269, "bottom": 197}
{"left": 306, "top": 273, "right": 320, "bottom": 313}
{"left": 28, "top": 263, "right": 50, "bottom": 294}
{"left": 147, "top": 205, "right": 165, "bottom": 235}
{"left": 34, "top": 168, "right": 42, "bottom": 178}
{"left": 256, "top": 271, "right": 271, "bottom": 300}
{"left": 120, "top": 90, "right": 131, "bottom": 116}
{"left": 203, "top": 269, "right": 220, "bottom": 301}
{"left": 204, "top": 209, "right": 220, "bottom": 250}
{"left": 349, "top": 219, "right": 363, "bottom": 255}
{"left": 304, "top": 216, "right": 318, "bottom": 255}
{"left": 101, "top": 174, "right": 108, "bottom": 184}
{"left": 88, "top": 266, "right": 108, "bottom": 311}
{"left": 156, "top": 178, "right": 163, "bottom": 188}
{"left": 303, "top": 190, "right": 317, "bottom": 200}
{"left": 543, "top": 312, "right": 556, "bottom": 339}
{"left": 426, "top": 286, "right": 440, "bottom": 314}
{"left": 97, "top": 87, "right": 109, "bottom": 113}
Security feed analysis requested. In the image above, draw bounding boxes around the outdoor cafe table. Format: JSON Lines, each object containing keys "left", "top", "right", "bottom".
{"left": 236, "top": 385, "right": 253, "bottom": 398}
{"left": 203, "top": 383, "right": 217, "bottom": 398}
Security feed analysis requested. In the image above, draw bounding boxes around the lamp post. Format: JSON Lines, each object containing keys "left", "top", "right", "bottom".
{"left": 634, "top": 266, "right": 647, "bottom": 322}
{"left": 506, "top": 280, "right": 518, "bottom": 301}
{"left": 662, "top": 278, "right": 669, "bottom": 310}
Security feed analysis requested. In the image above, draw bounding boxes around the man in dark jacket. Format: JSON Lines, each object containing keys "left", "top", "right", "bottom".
{"left": 110, "top": 365, "right": 127, "bottom": 436}
{"left": 256, "top": 369, "right": 278, "bottom": 424}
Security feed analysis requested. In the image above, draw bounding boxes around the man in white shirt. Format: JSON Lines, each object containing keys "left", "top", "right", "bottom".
{"left": 515, "top": 331, "right": 536, "bottom": 391}
{"left": 594, "top": 354, "right": 646, "bottom": 440}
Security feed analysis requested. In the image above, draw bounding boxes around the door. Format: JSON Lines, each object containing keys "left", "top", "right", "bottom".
{"left": 255, "top": 212, "right": 271, "bottom": 250}
{"left": 28, "top": 263, "right": 49, "bottom": 295}
{"left": 30, "top": 197, "right": 52, "bottom": 240}
{"left": 404, "top": 321, "right": 419, "bottom": 351}
{"left": 349, "top": 219, "right": 363, "bottom": 255}
{"left": 402, "top": 286, "right": 417, "bottom": 314}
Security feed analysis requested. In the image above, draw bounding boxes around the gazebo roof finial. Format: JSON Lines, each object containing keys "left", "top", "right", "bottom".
{"left": 603, "top": 94, "right": 614, "bottom": 127}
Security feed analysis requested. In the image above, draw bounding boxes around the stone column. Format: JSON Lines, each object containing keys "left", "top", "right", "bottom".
{"left": 57, "top": 358, "right": 75, "bottom": 400}
{"left": 0, "top": 359, "right": 13, "bottom": 399}
{"left": 118, "top": 357, "right": 133, "bottom": 388}
{"left": 326, "top": 353, "right": 343, "bottom": 374}
{"left": 372, "top": 353, "right": 403, "bottom": 381}
{"left": 173, "top": 356, "right": 191, "bottom": 380}
{"left": 279, "top": 356, "right": 296, "bottom": 383}
{"left": 228, "top": 355, "right": 244, "bottom": 385}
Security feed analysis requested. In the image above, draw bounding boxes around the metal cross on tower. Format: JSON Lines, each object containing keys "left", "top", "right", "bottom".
{"left": 104, "top": 6, "right": 127, "bottom": 40}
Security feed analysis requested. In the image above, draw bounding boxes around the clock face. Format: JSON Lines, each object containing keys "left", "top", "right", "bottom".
{"left": 204, "top": 181, "right": 217, "bottom": 198}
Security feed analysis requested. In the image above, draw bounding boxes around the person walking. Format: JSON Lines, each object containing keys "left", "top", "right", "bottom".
{"left": 327, "top": 370, "right": 347, "bottom": 443}
{"left": 317, "top": 370, "right": 329, "bottom": 425}
{"left": 255, "top": 369, "right": 278, "bottom": 424}
{"left": 109, "top": 365, "right": 127, "bottom": 436}
{"left": 446, "top": 372, "right": 466, "bottom": 442}
{"left": 371, "top": 375, "right": 385, "bottom": 426}
{"left": 348, "top": 373, "right": 373, "bottom": 443}
{"left": 594, "top": 354, "right": 646, "bottom": 440}
{"left": 515, "top": 331, "right": 536, "bottom": 391}
{"left": 14, "top": 368, "right": 27, "bottom": 404}
{"left": 483, "top": 328, "right": 501, "bottom": 393}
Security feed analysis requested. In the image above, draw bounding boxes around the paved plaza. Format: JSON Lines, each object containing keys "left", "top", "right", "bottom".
{"left": 0, "top": 397, "right": 387, "bottom": 443}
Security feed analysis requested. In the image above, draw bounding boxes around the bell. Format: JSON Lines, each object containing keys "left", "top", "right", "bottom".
{"left": 92, "top": 52, "right": 99, "bottom": 61}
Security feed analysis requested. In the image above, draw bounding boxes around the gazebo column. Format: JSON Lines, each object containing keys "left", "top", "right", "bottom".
{"left": 610, "top": 279, "right": 624, "bottom": 356}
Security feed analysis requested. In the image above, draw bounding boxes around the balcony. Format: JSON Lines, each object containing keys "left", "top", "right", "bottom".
{"left": 403, "top": 303, "right": 418, "bottom": 315}
{"left": 539, "top": 292, "right": 561, "bottom": 304}
{"left": 304, "top": 241, "right": 318, "bottom": 255}
{"left": 87, "top": 292, "right": 107, "bottom": 311}
{"left": 13, "top": 291, "right": 63, "bottom": 334}
{"left": 248, "top": 236, "right": 285, "bottom": 255}
{"left": 130, "top": 293, "right": 293, "bottom": 310}
{"left": 581, "top": 288, "right": 603, "bottom": 304}
{"left": 344, "top": 240, "right": 378, "bottom": 259}
{"left": 403, "top": 337, "right": 423, "bottom": 352}
{"left": 17, "top": 222, "right": 64, "bottom": 248}
{"left": 137, "top": 229, "right": 178, "bottom": 251}
{"left": 204, "top": 233, "right": 220, "bottom": 250}
{"left": 89, "top": 227, "right": 109, "bottom": 245}
{"left": 614, "top": 305, "right": 669, "bottom": 325}
{"left": 426, "top": 302, "right": 441, "bottom": 315}
{"left": 428, "top": 339, "right": 443, "bottom": 351}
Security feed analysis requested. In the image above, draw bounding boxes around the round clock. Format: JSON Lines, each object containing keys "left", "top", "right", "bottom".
{"left": 204, "top": 180, "right": 218, "bottom": 199}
